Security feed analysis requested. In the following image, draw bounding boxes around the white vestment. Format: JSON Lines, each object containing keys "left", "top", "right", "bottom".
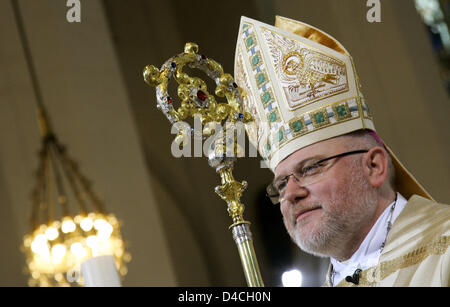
{"left": 324, "top": 195, "right": 450, "bottom": 287}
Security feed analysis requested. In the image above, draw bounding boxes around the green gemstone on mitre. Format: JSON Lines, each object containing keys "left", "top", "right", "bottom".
{"left": 292, "top": 120, "right": 304, "bottom": 132}
{"left": 263, "top": 92, "right": 271, "bottom": 103}
{"left": 246, "top": 37, "right": 254, "bottom": 47}
{"left": 278, "top": 130, "right": 284, "bottom": 142}
{"left": 336, "top": 105, "right": 347, "bottom": 117}
{"left": 257, "top": 73, "right": 265, "bottom": 84}
{"left": 252, "top": 55, "right": 260, "bottom": 66}
{"left": 269, "top": 111, "right": 277, "bottom": 123}
{"left": 314, "top": 112, "right": 325, "bottom": 123}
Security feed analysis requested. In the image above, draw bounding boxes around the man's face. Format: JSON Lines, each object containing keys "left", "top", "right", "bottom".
{"left": 274, "top": 136, "right": 377, "bottom": 258}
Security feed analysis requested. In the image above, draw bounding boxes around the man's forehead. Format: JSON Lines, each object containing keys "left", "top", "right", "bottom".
{"left": 274, "top": 136, "right": 348, "bottom": 177}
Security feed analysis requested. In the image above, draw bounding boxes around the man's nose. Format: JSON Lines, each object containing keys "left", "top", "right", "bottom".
{"left": 282, "top": 176, "right": 308, "bottom": 205}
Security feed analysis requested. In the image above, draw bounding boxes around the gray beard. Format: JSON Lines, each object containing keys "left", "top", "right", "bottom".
{"left": 286, "top": 166, "right": 378, "bottom": 259}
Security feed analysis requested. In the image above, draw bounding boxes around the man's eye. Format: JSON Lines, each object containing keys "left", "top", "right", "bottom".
{"left": 276, "top": 181, "right": 287, "bottom": 192}
{"left": 301, "top": 164, "right": 322, "bottom": 176}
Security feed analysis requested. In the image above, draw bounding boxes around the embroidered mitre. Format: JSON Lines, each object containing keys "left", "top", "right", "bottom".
{"left": 234, "top": 16, "right": 432, "bottom": 200}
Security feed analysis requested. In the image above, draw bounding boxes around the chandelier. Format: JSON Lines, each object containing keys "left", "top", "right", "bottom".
{"left": 21, "top": 107, "right": 130, "bottom": 287}
{"left": 12, "top": 1, "right": 130, "bottom": 286}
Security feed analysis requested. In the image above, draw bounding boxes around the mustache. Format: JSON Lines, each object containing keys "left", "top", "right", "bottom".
{"left": 291, "top": 203, "right": 323, "bottom": 223}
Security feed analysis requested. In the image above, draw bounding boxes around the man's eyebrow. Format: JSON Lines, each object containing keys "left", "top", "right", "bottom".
{"left": 273, "top": 156, "right": 323, "bottom": 183}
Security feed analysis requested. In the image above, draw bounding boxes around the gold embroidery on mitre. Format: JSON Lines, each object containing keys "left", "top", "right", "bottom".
{"left": 235, "top": 18, "right": 376, "bottom": 167}
{"left": 274, "top": 15, "right": 349, "bottom": 56}
{"left": 265, "top": 97, "right": 363, "bottom": 160}
{"left": 235, "top": 45, "right": 266, "bottom": 152}
{"left": 261, "top": 28, "right": 349, "bottom": 110}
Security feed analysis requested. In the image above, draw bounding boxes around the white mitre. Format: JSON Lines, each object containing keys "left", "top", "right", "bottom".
{"left": 234, "top": 16, "right": 432, "bottom": 200}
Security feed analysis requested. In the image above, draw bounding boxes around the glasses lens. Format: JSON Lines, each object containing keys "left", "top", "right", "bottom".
{"left": 266, "top": 168, "right": 325, "bottom": 205}
{"left": 266, "top": 183, "right": 280, "bottom": 204}
{"left": 266, "top": 150, "right": 368, "bottom": 205}
{"left": 300, "top": 166, "right": 326, "bottom": 186}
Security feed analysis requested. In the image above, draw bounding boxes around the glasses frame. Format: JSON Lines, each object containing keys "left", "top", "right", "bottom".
{"left": 266, "top": 149, "right": 369, "bottom": 204}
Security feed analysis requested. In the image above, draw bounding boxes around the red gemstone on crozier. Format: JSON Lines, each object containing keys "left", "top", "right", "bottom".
{"left": 197, "top": 90, "right": 207, "bottom": 101}
{"left": 167, "top": 97, "right": 172, "bottom": 104}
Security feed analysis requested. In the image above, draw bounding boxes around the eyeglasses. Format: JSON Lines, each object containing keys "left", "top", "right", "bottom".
{"left": 266, "top": 149, "right": 369, "bottom": 204}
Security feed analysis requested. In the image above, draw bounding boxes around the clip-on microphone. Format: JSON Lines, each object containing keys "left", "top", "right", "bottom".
{"left": 345, "top": 268, "right": 362, "bottom": 285}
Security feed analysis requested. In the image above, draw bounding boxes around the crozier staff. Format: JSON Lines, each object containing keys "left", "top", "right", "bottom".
{"left": 234, "top": 15, "right": 449, "bottom": 287}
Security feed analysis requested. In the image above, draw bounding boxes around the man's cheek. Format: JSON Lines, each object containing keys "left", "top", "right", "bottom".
{"left": 282, "top": 216, "right": 294, "bottom": 234}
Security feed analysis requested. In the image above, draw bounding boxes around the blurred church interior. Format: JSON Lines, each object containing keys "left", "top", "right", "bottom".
{"left": 0, "top": 0, "right": 449, "bottom": 286}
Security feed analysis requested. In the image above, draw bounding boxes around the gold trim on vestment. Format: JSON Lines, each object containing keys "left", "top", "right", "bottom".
{"left": 337, "top": 235, "right": 450, "bottom": 287}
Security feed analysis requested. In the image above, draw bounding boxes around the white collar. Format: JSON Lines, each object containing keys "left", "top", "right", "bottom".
{"left": 330, "top": 192, "right": 407, "bottom": 286}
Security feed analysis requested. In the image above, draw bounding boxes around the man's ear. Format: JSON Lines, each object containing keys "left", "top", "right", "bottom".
{"left": 363, "top": 147, "right": 389, "bottom": 188}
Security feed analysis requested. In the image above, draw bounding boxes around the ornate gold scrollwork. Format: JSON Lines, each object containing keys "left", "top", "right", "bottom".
{"left": 143, "top": 43, "right": 263, "bottom": 287}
